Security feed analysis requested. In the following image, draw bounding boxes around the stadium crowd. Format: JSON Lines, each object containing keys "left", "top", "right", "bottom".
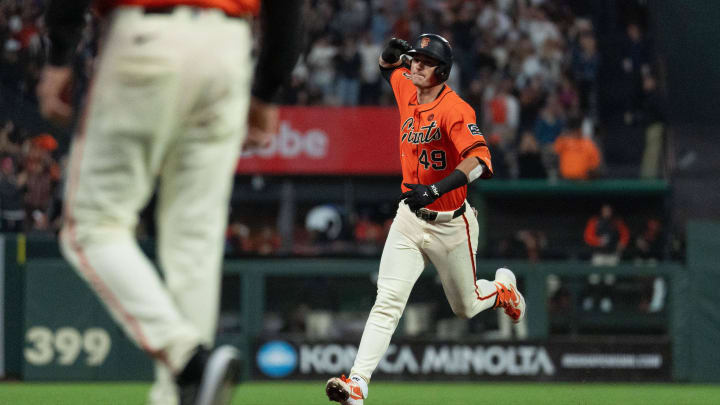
{"left": 0, "top": 0, "right": 671, "bottom": 263}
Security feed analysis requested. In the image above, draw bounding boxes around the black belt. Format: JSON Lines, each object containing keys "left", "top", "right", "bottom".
{"left": 413, "top": 203, "right": 466, "bottom": 222}
{"left": 142, "top": 6, "right": 243, "bottom": 19}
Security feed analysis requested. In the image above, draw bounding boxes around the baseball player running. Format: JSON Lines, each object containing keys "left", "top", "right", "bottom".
{"left": 325, "top": 34, "right": 526, "bottom": 405}
{"left": 37, "top": 1, "right": 301, "bottom": 404}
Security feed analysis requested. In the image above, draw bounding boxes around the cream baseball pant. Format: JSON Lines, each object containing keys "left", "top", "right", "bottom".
{"left": 350, "top": 201, "right": 499, "bottom": 382}
{"left": 58, "top": 7, "right": 252, "bottom": 405}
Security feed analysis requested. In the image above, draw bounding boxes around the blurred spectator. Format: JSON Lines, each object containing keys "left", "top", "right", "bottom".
{"left": 533, "top": 95, "right": 564, "bottom": 146}
{"left": 21, "top": 157, "right": 53, "bottom": 231}
{"left": 584, "top": 204, "right": 630, "bottom": 266}
{"left": 0, "top": 156, "right": 25, "bottom": 231}
{"left": 557, "top": 75, "right": 580, "bottom": 114}
{"left": 329, "top": 0, "right": 368, "bottom": 38}
{"left": 369, "top": 7, "right": 392, "bottom": 44}
{"left": 450, "top": 1, "right": 480, "bottom": 87}
{"left": 517, "top": 132, "right": 547, "bottom": 179}
{"left": 334, "top": 38, "right": 361, "bottom": 106}
{"left": 226, "top": 219, "right": 253, "bottom": 255}
{"left": 639, "top": 73, "right": 665, "bottom": 178}
{"left": 520, "top": 6, "right": 560, "bottom": 52}
{"left": 620, "top": 22, "right": 651, "bottom": 124}
{"left": 486, "top": 134, "right": 510, "bottom": 179}
{"left": 633, "top": 218, "right": 666, "bottom": 313}
{"left": 353, "top": 210, "right": 384, "bottom": 255}
{"left": 358, "top": 32, "right": 382, "bottom": 105}
{"left": 255, "top": 225, "right": 281, "bottom": 256}
{"left": 633, "top": 218, "right": 663, "bottom": 264}
{"left": 582, "top": 203, "right": 630, "bottom": 312}
{"left": 571, "top": 30, "right": 599, "bottom": 116}
{"left": 0, "top": 0, "right": 45, "bottom": 104}
{"left": 485, "top": 77, "right": 519, "bottom": 149}
{"left": 513, "top": 35, "right": 544, "bottom": 90}
{"left": 491, "top": 228, "right": 547, "bottom": 262}
{"left": 391, "top": 10, "right": 412, "bottom": 44}
{"left": 516, "top": 229, "right": 547, "bottom": 263}
{"left": 465, "top": 78, "right": 486, "bottom": 125}
{"left": 280, "top": 54, "right": 310, "bottom": 105}
{"left": 553, "top": 116, "right": 601, "bottom": 180}
{"left": 32, "top": 132, "right": 58, "bottom": 153}
{"left": 477, "top": 1, "right": 512, "bottom": 40}
{"left": 304, "top": 0, "right": 334, "bottom": 40}
{"left": 0, "top": 120, "right": 20, "bottom": 158}
{"left": 517, "top": 76, "right": 545, "bottom": 133}
{"left": 539, "top": 37, "right": 564, "bottom": 86}
{"left": 306, "top": 35, "right": 338, "bottom": 104}
{"left": 47, "top": 155, "right": 67, "bottom": 230}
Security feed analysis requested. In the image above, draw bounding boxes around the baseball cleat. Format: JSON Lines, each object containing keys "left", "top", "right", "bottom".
{"left": 178, "top": 345, "right": 241, "bottom": 405}
{"left": 493, "top": 267, "right": 526, "bottom": 323}
{"left": 326, "top": 374, "right": 365, "bottom": 405}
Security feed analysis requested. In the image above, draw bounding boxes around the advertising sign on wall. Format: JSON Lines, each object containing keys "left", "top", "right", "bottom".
{"left": 236, "top": 107, "right": 401, "bottom": 175}
{"left": 23, "top": 260, "right": 152, "bottom": 381}
{"left": 253, "top": 339, "right": 671, "bottom": 382}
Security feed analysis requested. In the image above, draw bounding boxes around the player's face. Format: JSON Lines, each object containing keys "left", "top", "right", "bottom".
{"left": 410, "top": 54, "right": 441, "bottom": 88}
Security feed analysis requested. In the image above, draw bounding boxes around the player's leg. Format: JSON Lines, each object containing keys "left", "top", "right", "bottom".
{"left": 426, "top": 205, "right": 525, "bottom": 322}
{"left": 150, "top": 13, "right": 252, "bottom": 405}
{"left": 155, "top": 77, "right": 248, "bottom": 345}
{"left": 327, "top": 204, "right": 426, "bottom": 404}
{"left": 424, "top": 208, "right": 497, "bottom": 319}
{"left": 155, "top": 4, "right": 251, "bottom": 360}
{"left": 59, "top": 8, "right": 201, "bottom": 378}
{"left": 148, "top": 364, "right": 179, "bottom": 405}
{"left": 351, "top": 207, "right": 426, "bottom": 381}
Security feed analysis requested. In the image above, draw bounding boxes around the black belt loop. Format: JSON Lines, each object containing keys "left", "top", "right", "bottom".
{"left": 413, "top": 203, "right": 466, "bottom": 222}
{"left": 142, "top": 5, "right": 242, "bottom": 19}
{"left": 142, "top": 6, "right": 176, "bottom": 15}
{"left": 452, "top": 203, "right": 467, "bottom": 219}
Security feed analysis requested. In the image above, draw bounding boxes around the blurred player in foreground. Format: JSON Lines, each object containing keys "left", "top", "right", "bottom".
{"left": 37, "top": 1, "right": 301, "bottom": 404}
{"left": 325, "top": 35, "right": 527, "bottom": 405}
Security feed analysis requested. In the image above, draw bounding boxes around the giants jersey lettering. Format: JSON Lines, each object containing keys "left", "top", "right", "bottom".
{"left": 95, "top": 0, "right": 260, "bottom": 16}
{"left": 389, "top": 68, "right": 493, "bottom": 211}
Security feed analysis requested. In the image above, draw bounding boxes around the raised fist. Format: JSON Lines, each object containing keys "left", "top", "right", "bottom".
{"left": 381, "top": 38, "right": 411, "bottom": 64}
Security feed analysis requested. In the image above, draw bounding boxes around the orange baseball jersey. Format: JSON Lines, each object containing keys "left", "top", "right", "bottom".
{"left": 389, "top": 67, "right": 493, "bottom": 211}
{"left": 95, "top": 0, "right": 260, "bottom": 16}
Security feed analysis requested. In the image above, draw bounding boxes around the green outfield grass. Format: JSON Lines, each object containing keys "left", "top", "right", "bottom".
{"left": 1, "top": 381, "right": 719, "bottom": 405}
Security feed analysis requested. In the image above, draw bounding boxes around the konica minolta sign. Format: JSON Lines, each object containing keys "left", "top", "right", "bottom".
{"left": 253, "top": 339, "right": 670, "bottom": 381}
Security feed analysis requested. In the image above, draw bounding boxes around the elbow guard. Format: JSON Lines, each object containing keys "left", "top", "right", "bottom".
{"left": 467, "top": 163, "right": 484, "bottom": 183}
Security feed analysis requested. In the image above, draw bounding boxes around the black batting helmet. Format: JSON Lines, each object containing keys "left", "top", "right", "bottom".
{"left": 406, "top": 33, "right": 453, "bottom": 82}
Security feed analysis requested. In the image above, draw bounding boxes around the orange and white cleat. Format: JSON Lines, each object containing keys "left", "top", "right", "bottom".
{"left": 326, "top": 374, "right": 366, "bottom": 405}
{"left": 493, "top": 267, "right": 526, "bottom": 323}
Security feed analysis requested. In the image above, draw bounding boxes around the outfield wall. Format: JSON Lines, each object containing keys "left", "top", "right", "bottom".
{"left": 2, "top": 222, "right": 718, "bottom": 382}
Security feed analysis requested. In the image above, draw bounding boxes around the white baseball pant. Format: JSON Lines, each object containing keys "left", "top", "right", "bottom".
{"left": 350, "top": 201, "right": 499, "bottom": 382}
{"left": 58, "top": 7, "right": 252, "bottom": 405}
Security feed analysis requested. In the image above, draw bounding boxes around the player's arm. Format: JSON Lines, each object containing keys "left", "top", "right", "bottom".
{"left": 401, "top": 158, "right": 486, "bottom": 211}
{"left": 379, "top": 38, "right": 411, "bottom": 82}
{"left": 245, "top": 0, "right": 303, "bottom": 150}
{"left": 37, "top": 0, "right": 91, "bottom": 125}
{"left": 45, "top": 0, "right": 91, "bottom": 67}
{"left": 252, "top": 0, "right": 303, "bottom": 103}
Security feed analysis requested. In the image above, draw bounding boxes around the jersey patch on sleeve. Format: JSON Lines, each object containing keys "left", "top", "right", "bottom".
{"left": 467, "top": 123, "right": 483, "bottom": 136}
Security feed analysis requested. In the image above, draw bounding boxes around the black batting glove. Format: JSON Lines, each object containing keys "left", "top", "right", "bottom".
{"left": 400, "top": 183, "right": 441, "bottom": 211}
{"left": 381, "top": 38, "right": 411, "bottom": 64}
